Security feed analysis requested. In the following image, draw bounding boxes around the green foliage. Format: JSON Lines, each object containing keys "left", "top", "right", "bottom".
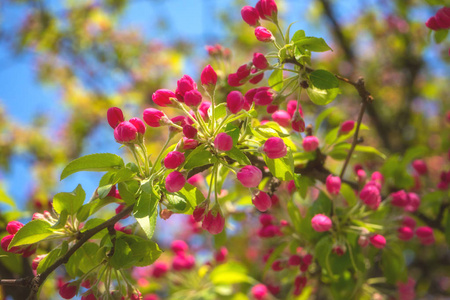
{"left": 61, "top": 153, "right": 125, "bottom": 180}
{"left": 10, "top": 220, "right": 56, "bottom": 248}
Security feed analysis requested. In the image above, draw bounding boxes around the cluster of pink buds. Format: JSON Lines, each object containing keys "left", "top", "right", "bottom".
{"left": 1, "top": 220, "right": 36, "bottom": 257}
{"left": 193, "top": 202, "right": 225, "bottom": 235}
{"left": 205, "top": 44, "right": 231, "bottom": 59}
{"left": 228, "top": 56, "right": 267, "bottom": 87}
{"left": 389, "top": 190, "right": 421, "bottom": 212}
{"left": 396, "top": 217, "right": 434, "bottom": 245}
{"left": 358, "top": 171, "right": 385, "bottom": 210}
{"left": 107, "top": 107, "right": 146, "bottom": 144}
{"left": 257, "top": 214, "right": 282, "bottom": 238}
{"left": 170, "top": 240, "right": 196, "bottom": 271}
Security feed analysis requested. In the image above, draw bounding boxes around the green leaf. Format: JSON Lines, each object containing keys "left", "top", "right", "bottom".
{"left": 263, "top": 154, "right": 294, "bottom": 181}
{"left": 184, "top": 146, "right": 213, "bottom": 170}
{"left": 10, "top": 220, "right": 55, "bottom": 248}
{"left": 37, "top": 247, "right": 62, "bottom": 274}
{"left": 53, "top": 184, "right": 86, "bottom": 215}
{"left": 434, "top": 29, "right": 449, "bottom": 44}
{"left": 287, "top": 200, "right": 302, "bottom": 233}
{"left": 61, "top": 153, "right": 124, "bottom": 180}
{"left": 133, "top": 190, "right": 158, "bottom": 239}
{"left": 445, "top": 211, "right": 450, "bottom": 246}
{"left": 225, "top": 123, "right": 241, "bottom": 145}
{"left": 294, "top": 37, "right": 332, "bottom": 52}
{"left": 306, "top": 86, "right": 340, "bottom": 105}
{"left": 110, "top": 235, "right": 161, "bottom": 269}
{"left": 210, "top": 262, "right": 253, "bottom": 285}
{"left": 76, "top": 197, "right": 117, "bottom": 222}
{"left": 284, "top": 22, "right": 298, "bottom": 43}
{"left": 340, "top": 183, "right": 357, "bottom": 206}
{"left": 118, "top": 180, "right": 140, "bottom": 205}
{"left": 166, "top": 193, "right": 188, "bottom": 213}
{"left": 212, "top": 103, "right": 227, "bottom": 121}
{"left": 294, "top": 174, "right": 314, "bottom": 199}
{"left": 381, "top": 247, "right": 407, "bottom": 284}
{"left": 81, "top": 218, "right": 108, "bottom": 240}
{"left": 66, "top": 242, "right": 102, "bottom": 277}
{"left": 51, "top": 210, "right": 68, "bottom": 229}
{"left": 226, "top": 147, "right": 251, "bottom": 166}
{"left": 310, "top": 70, "right": 339, "bottom": 90}
{"left": 315, "top": 107, "right": 336, "bottom": 133}
{"left": 314, "top": 235, "right": 333, "bottom": 272}
{"left": 178, "top": 184, "right": 205, "bottom": 209}
{"left": 268, "top": 68, "right": 284, "bottom": 92}
{"left": 290, "top": 29, "right": 305, "bottom": 43}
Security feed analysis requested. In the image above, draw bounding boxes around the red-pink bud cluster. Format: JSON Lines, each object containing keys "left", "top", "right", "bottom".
{"left": 425, "top": 7, "right": 450, "bottom": 30}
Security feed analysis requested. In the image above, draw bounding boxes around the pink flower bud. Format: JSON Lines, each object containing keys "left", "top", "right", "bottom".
{"left": 227, "top": 73, "right": 244, "bottom": 87}
{"left": 357, "top": 169, "right": 367, "bottom": 183}
{"left": 59, "top": 282, "right": 78, "bottom": 299}
{"left": 176, "top": 75, "right": 197, "bottom": 99}
{"left": 81, "top": 293, "right": 96, "bottom": 300}
{"left": 288, "top": 255, "right": 302, "bottom": 266}
{"left": 184, "top": 90, "right": 203, "bottom": 108}
{"left": 435, "top": 7, "right": 450, "bottom": 29}
{"left": 291, "top": 114, "right": 305, "bottom": 132}
{"left": 107, "top": 107, "right": 124, "bottom": 129}
{"left": 202, "top": 206, "right": 225, "bottom": 235}
{"left": 389, "top": 190, "right": 407, "bottom": 207}
{"left": 287, "top": 180, "right": 296, "bottom": 194}
{"left": 115, "top": 204, "right": 129, "bottom": 219}
{"left": 358, "top": 235, "right": 369, "bottom": 247}
{"left": 302, "top": 136, "right": 320, "bottom": 152}
{"left": 165, "top": 171, "right": 186, "bottom": 193}
{"left": 152, "top": 262, "right": 169, "bottom": 278}
{"left": 294, "top": 275, "right": 307, "bottom": 295}
{"left": 236, "top": 63, "right": 252, "bottom": 80}
{"left": 252, "top": 191, "right": 272, "bottom": 212}
{"left": 214, "top": 132, "right": 233, "bottom": 152}
{"left": 402, "top": 216, "right": 416, "bottom": 229}
{"left": 241, "top": 6, "right": 260, "bottom": 26}
{"left": 200, "top": 64, "right": 217, "bottom": 87}
{"left": 255, "top": 26, "right": 274, "bottom": 42}
{"left": 1, "top": 235, "right": 21, "bottom": 253}
{"left": 253, "top": 53, "right": 269, "bottom": 69}
{"left": 227, "top": 91, "right": 245, "bottom": 114}
{"left": 129, "top": 117, "right": 146, "bottom": 135}
{"left": 271, "top": 110, "right": 290, "bottom": 127}
{"left": 398, "top": 226, "right": 414, "bottom": 241}
{"left": 371, "top": 171, "right": 384, "bottom": 184}
{"left": 370, "top": 234, "right": 386, "bottom": 249}
{"left": 143, "top": 108, "right": 166, "bottom": 127}
{"left": 263, "top": 137, "right": 287, "bottom": 159}
{"left": 412, "top": 160, "right": 427, "bottom": 175}
{"left": 32, "top": 254, "right": 46, "bottom": 270}
{"left": 164, "top": 151, "right": 185, "bottom": 169}
{"left": 215, "top": 247, "right": 228, "bottom": 263}
{"left": 332, "top": 245, "right": 346, "bottom": 256}
{"left": 237, "top": 165, "right": 263, "bottom": 188}
{"left": 271, "top": 260, "right": 284, "bottom": 271}
{"left": 169, "top": 116, "right": 187, "bottom": 132}
{"left": 415, "top": 226, "right": 433, "bottom": 238}
{"left": 249, "top": 68, "right": 264, "bottom": 84}
{"left": 259, "top": 214, "right": 274, "bottom": 226}
{"left": 404, "top": 192, "right": 420, "bottom": 212}
{"left": 152, "top": 89, "right": 175, "bottom": 107}
{"left": 266, "top": 105, "right": 278, "bottom": 114}
{"left": 171, "top": 240, "right": 189, "bottom": 254}
{"left": 311, "top": 214, "right": 332, "bottom": 232}
{"left": 256, "top": 0, "right": 278, "bottom": 21}
{"left": 6, "top": 221, "right": 23, "bottom": 235}
{"left": 254, "top": 87, "right": 273, "bottom": 106}
{"left": 359, "top": 184, "right": 381, "bottom": 210}
{"left": 340, "top": 120, "right": 355, "bottom": 133}
{"left": 287, "top": 100, "right": 304, "bottom": 118}
{"left": 114, "top": 121, "right": 137, "bottom": 143}
{"left": 183, "top": 125, "right": 197, "bottom": 138}
{"left": 326, "top": 175, "right": 341, "bottom": 195}
{"left": 197, "top": 101, "right": 210, "bottom": 118}
{"left": 181, "top": 137, "right": 199, "bottom": 150}
{"left": 271, "top": 194, "right": 280, "bottom": 206}
{"left": 251, "top": 284, "right": 268, "bottom": 300}
{"left": 193, "top": 201, "right": 208, "bottom": 222}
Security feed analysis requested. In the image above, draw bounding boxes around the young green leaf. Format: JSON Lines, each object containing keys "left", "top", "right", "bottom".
{"left": 133, "top": 189, "right": 158, "bottom": 239}
{"left": 294, "top": 37, "right": 332, "bottom": 52}
{"left": 53, "top": 184, "right": 86, "bottom": 215}
{"left": 268, "top": 68, "right": 284, "bottom": 92}
{"left": 61, "top": 153, "right": 124, "bottom": 180}
{"left": 310, "top": 69, "right": 339, "bottom": 90}
{"left": 306, "top": 86, "right": 341, "bottom": 105}
{"left": 10, "top": 220, "right": 56, "bottom": 248}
